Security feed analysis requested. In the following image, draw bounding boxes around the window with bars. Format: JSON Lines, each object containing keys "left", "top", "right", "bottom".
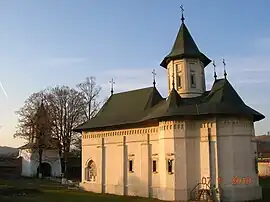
{"left": 152, "top": 160, "right": 157, "bottom": 173}
{"left": 167, "top": 159, "right": 174, "bottom": 174}
{"left": 129, "top": 159, "right": 134, "bottom": 172}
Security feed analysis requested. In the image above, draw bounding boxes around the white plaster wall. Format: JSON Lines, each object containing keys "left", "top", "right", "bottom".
{"left": 81, "top": 126, "right": 174, "bottom": 201}
{"left": 19, "top": 148, "right": 61, "bottom": 177}
{"left": 167, "top": 58, "right": 205, "bottom": 98}
{"left": 158, "top": 121, "right": 176, "bottom": 201}
{"left": 217, "top": 118, "right": 262, "bottom": 202}
{"left": 185, "top": 121, "right": 202, "bottom": 199}
{"left": 19, "top": 149, "right": 32, "bottom": 176}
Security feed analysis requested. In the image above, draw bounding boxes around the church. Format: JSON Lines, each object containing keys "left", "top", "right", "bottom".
{"left": 75, "top": 10, "right": 265, "bottom": 202}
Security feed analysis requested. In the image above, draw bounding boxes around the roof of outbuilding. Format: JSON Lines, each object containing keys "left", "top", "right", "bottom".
{"left": 18, "top": 138, "right": 60, "bottom": 150}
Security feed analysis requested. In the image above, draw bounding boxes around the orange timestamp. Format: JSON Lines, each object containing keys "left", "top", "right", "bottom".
{"left": 201, "top": 176, "right": 252, "bottom": 185}
{"left": 232, "top": 176, "right": 252, "bottom": 185}
{"left": 201, "top": 177, "right": 222, "bottom": 185}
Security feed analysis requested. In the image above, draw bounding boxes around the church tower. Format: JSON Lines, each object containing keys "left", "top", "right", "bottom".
{"left": 160, "top": 9, "right": 211, "bottom": 98}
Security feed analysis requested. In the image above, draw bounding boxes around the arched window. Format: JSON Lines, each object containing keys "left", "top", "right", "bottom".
{"left": 85, "top": 160, "right": 97, "bottom": 182}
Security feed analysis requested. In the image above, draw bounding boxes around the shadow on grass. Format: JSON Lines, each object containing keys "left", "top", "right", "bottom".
{"left": 3, "top": 177, "right": 270, "bottom": 202}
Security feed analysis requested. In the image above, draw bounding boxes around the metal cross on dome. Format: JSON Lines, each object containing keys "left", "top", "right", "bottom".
{"left": 109, "top": 78, "right": 115, "bottom": 95}
{"left": 152, "top": 69, "right": 156, "bottom": 87}
{"left": 223, "top": 59, "right": 227, "bottom": 78}
{"left": 180, "top": 5, "right": 185, "bottom": 22}
{"left": 213, "top": 60, "right": 217, "bottom": 80}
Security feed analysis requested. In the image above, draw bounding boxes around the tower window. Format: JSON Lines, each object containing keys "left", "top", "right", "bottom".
{"left": 190, "top": 71, "right": 196, "bottom": 88}
{"left": 129, "top": 159, "right": 134, "bottom": 172}
{"left": 176, "top": 75, "right": 182, "bottom": 88}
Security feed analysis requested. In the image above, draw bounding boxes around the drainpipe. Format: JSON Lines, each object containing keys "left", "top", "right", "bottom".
{"left": 208, "top": 128, "right": 213, "bottom": 198}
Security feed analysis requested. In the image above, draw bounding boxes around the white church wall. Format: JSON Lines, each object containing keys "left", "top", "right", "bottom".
{"left": 81, "top": 136, "right": 103, "bottom": 193}
{"left": 185, "top": 121, "right": 201, "bottom": 197}
{"left": 217, "top": 118, "right": 262, "bottom": 202}
{"left": 81, "top": 127, "right": 160, "bottom": 197}
{"left": 174, "top": 121, "right": 188, "bottom": 201}
{"left": 126, "top": 133, "right": 144, "bottom": 196}
{"left": 106, "top": 138, "right": 122, "bottom": 194}
{"left": 19, "top": 148, "right": 61, "bottom": 177}
{"left": 19, "top": 149, "right": 32, "bottom": 176}
{"left": 81, "top": 126, "right": 171, "bottom": 200}
{"left": 158, "top": 121, "right": 176, "bottom": 201}
{"left": 150, "top": 133, "right": 160, "bottom": 198}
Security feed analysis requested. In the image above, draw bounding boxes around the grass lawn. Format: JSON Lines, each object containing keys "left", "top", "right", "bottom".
{"left": 1, "top": 177, "right": 270, "bottom": 202}
{"left": 0, "top": 178, "right": 161, "bottom": 202}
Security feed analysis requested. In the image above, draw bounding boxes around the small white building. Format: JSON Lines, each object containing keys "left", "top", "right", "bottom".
{"left": 75, "top": 12, "right": 265, "bottom": 202}
{"left": 18, "top": 102, "right": 62, "bottom": 178}
{"left": 18, "top": 139, "right": 62, "bottom": 177}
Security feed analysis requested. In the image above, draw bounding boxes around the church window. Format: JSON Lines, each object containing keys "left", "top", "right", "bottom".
{"left": 129, "top": 159, "right": 134, "bottom": 172}
{"left": 176, "top": 75, "right": 182, "bottom": 89}
{"left": 167, "top": 159, "right": 174, "bottom": 174}
{"left": 190, "top": 70, "right": 196, "bottom": 88}
{"left": 85, "top": 160, "right": 97, "bottom": 182}
{"left": 152, "top": 160, "right": 157, "bottom": 173}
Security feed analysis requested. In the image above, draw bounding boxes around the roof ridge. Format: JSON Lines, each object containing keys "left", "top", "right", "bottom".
{"left": 144, "top": 87, "right": 163, "bottom": 110}
{"left": 112, "top": 86, "right": 154, "bottom": 96}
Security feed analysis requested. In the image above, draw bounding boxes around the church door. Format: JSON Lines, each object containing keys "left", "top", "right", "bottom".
{"left": 37, "top": 162, "right": 52, "bottom": 177}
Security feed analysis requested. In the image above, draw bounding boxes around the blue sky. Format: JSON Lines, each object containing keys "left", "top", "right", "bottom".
{"left": 0, "top": 0, "right": 270, "bottom": 147}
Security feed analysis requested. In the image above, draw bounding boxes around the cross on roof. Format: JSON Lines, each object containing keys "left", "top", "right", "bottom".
{"left": 213, "top": 60, "right": 217, "bottom": 80}
{"left": 223, "top": 59, "right": 227, "bottom": 79}
{"left": 180, "top": 5, "right": 184, "bottom": 12}
{"left": 109, "top": 78, "right": 115, "bottom": 95}
{"left": 180, "top": 5, "right": 185, "bottom": 22}
{"left": 152, "top": 69, "right": 156, "bottom": 87}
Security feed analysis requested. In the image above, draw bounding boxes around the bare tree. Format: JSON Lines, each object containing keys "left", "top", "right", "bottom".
{"left": 14, "top": 77, "right": 103, "bottom": 177}
{"left": 46, "top": 86, "right": 86, "bottom": 176}
{"left": 76, "top": 76, "right": 101, "bottom": 120}
{"left": 14, "top": 92, "right": 45, "bottom": 142}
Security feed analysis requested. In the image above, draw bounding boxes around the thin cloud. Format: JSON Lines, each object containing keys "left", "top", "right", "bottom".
{"left": 48, "top": 57, "right": 88, "bottom": 67}
{"left": 0, "top": 81, "right": 8, "bottom": 98}
{"left": 253, "top": 37, "right": 270, "bottom": 50}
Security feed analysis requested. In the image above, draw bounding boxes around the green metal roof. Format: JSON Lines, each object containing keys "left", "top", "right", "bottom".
{"left": 160, "top": 22, "right": 211, "bottom": 68}
{"left": 74, "top": 79, "right": 264, "bottom": 132}
{"left": 74, "top": 87, "right": 164, "bottom": 131}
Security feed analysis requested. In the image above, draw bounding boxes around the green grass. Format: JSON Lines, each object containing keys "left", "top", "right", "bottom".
{"left": 0, "top": 178, "right": 161, "bottom": 202}
{"left": 1, "top": 177, "right": 270, "bottom": 202}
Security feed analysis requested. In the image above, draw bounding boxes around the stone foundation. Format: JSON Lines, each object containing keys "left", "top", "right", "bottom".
{"left": 80, "top": 182, "right": 190, "bottom": 201}
{"left": 221, "top": 185, "right": 262, "bottom": 202}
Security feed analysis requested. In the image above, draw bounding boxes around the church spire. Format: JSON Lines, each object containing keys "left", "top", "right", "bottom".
{"left": 160, "top": 7, "right": 211, "bottom": 68}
